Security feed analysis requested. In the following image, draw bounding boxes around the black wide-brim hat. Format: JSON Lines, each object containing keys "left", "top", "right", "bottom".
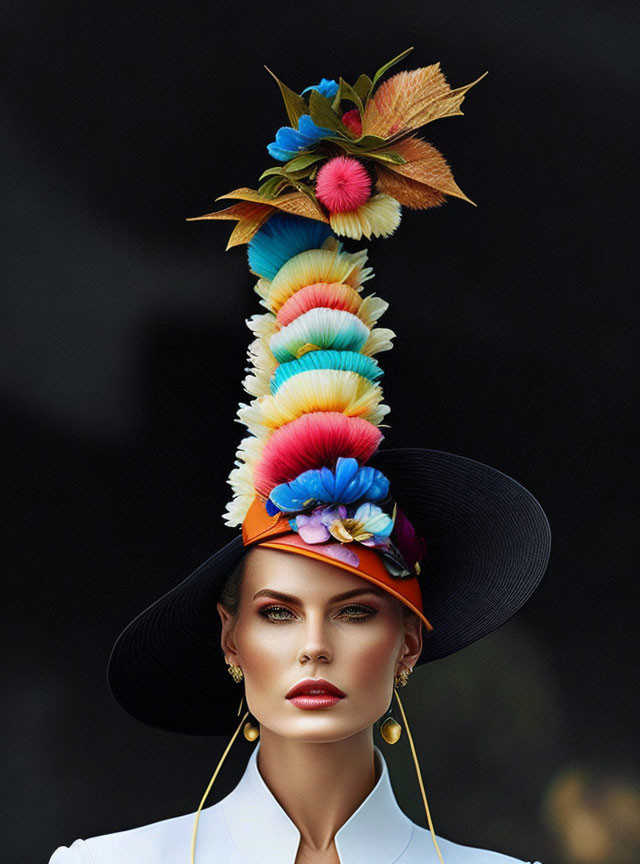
{"left": 108, "top": 448, "right": 550, "bottom": 736}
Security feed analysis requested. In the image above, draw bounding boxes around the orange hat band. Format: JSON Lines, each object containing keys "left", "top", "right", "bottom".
{"left": 241, "top": 495, "right": 432, "bottom": 632}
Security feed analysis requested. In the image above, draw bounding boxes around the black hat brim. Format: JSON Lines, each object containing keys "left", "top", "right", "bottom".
{"left": 107, "top": 448, "right": 551, "bottom": 735}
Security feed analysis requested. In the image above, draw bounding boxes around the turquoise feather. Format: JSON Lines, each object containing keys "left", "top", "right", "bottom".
{"left": 248, "top": 213, "right": 333, "bottom": 280}
{"left": 270, "top": 350, "right": 383, "bottom": 394}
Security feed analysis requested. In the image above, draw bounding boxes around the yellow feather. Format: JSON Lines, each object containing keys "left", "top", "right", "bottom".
{"left": 246, "top": 369, "right": 389, "bottom": 431}
{"left": 330, "top": 195, "right": 401, "bottom": 241}
{"left": 267, "top": 248, "right": 373, "bottom": 313}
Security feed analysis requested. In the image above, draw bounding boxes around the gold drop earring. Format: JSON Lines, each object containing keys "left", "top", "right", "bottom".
{"left": 380, "top": 665, "right": 413, "bottom": 744}
{"left": 226, "top": 663, "right": 259, "bottom": 741}
{"left": 380, "top": 708, "right": 402, "bottom": 744}
{"left": 377, "top": 665, "right": 446, "bottom": 864}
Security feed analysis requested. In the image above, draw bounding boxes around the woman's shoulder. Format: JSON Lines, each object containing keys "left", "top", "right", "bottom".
{"left": 48, "top": 795, "right": 543, "bottom": 864}
{"left": 48, "top": 797, "right": 235, "bottom": 864}
{"left": 403, "top": 823, "right": 543, "bottom": 864}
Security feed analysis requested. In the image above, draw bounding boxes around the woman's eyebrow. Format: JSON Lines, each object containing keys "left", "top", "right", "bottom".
{"left": 252, "top": 587, "right": 386, "bottom": 603}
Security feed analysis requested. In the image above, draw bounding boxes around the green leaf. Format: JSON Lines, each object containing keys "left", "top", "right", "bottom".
{"left": 258, "top": 166, "right": 287, "bottom": 180}
{"left": 284, "top": 152, "right": 326, "bottom": 172}
{"left": 264, "top": 65, "right": 307, "bottom": 127}
{"left": 258, "top": 175, "right": 288, "bottom": 198}
{"left": 308, "top": 90, "right": 350, "bottom": 136}
{"left": 285, "top": 177, "right": 324, "bottom": 214}
{"left": 338, "top": 77, "right": 364, "bottom": 117}
{"left": 287, "top": 176, "right": 313, "bottom": 196}
{"left": 281, "top": 167, "right": 317, "bottom": 182}
{"left": 363, "top": 149, "right": 406, "bottom": 165}
{"left": 328, "top": 137, "right": 402, "bottom": 161}
{"left": 331, "top": 80, "right": 343, "bottom": 112}
{"left": 370, "top": 47, "right": 414, "bottom": 92}
{"left": 353, "top": 74, "right": 373, "bottom": 105}
{"left": 348, "top": 134, "right": 389, "bottom": 150}
{"left": 327, "top": 138, "right": 371, "bottom": 155}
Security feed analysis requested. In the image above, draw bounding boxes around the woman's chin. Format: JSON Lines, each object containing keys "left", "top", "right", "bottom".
{"left": 260, "top": 714, "right": 374, "bottom": 743}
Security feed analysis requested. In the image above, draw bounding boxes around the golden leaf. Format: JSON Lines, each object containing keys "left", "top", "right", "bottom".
{"left": 274, "top": 193, "right": 328, "bottom": 222}
{"left": 216, "top": 188, "right": 328, "bottom": 223}
{"left": 375, "top": 165, "right": 445, "bottom": 209}
{"left": 377, "top": 136, "right": 475, "bottom": 205}
{"left": 186, "top": 201, "right": 271, "bottom": 222}
{"left": 362, "top": 63, "right": 487, "bottom": 138}
{"left": 226, "top": 210, "right": 273, "bottom": 249}
{"left": 215, "top": 187, "right": 279, "bottom": 204}
{"left": 186, "top": 188, "right": 329, "bottom": 248}
{"left": 185, "top": 200, "right": 273, "bottom": 249}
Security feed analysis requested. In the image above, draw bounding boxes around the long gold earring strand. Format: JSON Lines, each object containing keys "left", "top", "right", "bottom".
{"left": 190, "top": 704, "right": 249, "bottom": 864}
{"left": 393, "top": 688, "right": 446, "bottom": 864}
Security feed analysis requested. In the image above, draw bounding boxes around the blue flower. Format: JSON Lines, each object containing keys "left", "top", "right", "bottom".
{"left": 266, "top": 114, "right": 338, "bottom": 162}
{"left": 345, "top": 502, "right": 395, "bottom": 545}
{"left": 268, "top": 457, "right": 390, "bottom": 513}
{"left": 301, "top": 78, "right": 340, "bottom": 99}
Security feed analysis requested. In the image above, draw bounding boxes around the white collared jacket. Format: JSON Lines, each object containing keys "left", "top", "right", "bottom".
{"left": 50, "top": 743, "right": 542, "bottom": 863}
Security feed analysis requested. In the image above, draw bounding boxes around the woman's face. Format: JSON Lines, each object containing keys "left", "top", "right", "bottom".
{"left": 217, "top": 546, "right": 423, "bottom": 743}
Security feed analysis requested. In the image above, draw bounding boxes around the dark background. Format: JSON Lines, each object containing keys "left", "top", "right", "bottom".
{"left": 3, "top": 2, "right": 638, "bottom": 862}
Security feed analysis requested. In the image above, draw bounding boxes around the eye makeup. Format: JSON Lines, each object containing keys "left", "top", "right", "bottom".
{"left": 257, "top": 602, "right": 378, "bottom": 623}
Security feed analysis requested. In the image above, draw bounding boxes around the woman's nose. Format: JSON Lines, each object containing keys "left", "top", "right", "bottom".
{"left": 296, "top": 614, "right": 333, "bottom": 664}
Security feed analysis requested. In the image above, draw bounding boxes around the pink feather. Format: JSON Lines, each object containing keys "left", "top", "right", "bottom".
{"left": 276, "top": 282, "right": 362, "bottom": 326}
{"left": 253, "top": 412, "right": 383, "bottom": 496}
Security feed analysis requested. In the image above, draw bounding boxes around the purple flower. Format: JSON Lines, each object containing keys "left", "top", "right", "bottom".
{"left": 290, "top": 501, "right": 395, "bottom": 552}
{"left": 293, "top": 504, "right": 346, "bottom": 544}
{"left": 391, "top": 507, "right": 427, "bottom": 574}
{"left": 321, "top": 543, "right": 360, "bottom": 567}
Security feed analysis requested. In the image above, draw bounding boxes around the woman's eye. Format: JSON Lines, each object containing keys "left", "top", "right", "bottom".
{"left": 338, "top": 604, "right": 376, "bottom": 622}
{"left": 258, "top": 604, "right": 376, "bottom": 623}
{"left": 259, "top": 605, "right": 296, "bottom": 622}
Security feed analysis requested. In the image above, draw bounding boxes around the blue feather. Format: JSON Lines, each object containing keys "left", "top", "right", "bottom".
{"left": 248, "top": 214, "right": 333, "bottom": 280}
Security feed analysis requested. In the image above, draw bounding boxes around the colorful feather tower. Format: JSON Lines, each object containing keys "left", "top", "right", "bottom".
{"left": 189, "top": 48, "right": 485, "bottom": 580}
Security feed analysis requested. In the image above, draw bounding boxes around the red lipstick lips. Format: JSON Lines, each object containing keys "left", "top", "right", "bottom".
{"left": 286, "top": 678, "right": 346, "bottom": 710}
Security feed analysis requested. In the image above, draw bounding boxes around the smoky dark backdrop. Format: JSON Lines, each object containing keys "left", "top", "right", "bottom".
{"left": 3, "top": 2, "right": 638, "bottom": 862}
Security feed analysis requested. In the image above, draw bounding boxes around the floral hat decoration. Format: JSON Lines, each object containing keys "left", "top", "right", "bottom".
{"left": 192, "top": 47, "right": 484, "bottom": 248}
{"left": 187, "top": 47, "right": 486, "bottom": 620}
{"left": 107, "top": 49, "right": 551, "bottom": 737}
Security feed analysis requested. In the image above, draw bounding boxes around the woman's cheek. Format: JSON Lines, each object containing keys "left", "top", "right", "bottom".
{"left": 241, "top": 630, "right": 279, "bottom": 677}
{"left": 360, "top": 642, "right": 394, "bottom": 680}
{"left": 239, "top": 622, "right": 296, "bottom": 689}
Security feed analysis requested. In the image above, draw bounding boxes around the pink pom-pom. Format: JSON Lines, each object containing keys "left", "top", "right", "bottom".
{"left": 253, "top": 412, "right": 382, "bottom": 497}
{"left": 342, "top": 109, "right": 362, "bottom": 138}
{"left": 315, "top": 156, "right": 371, "bottom": 213}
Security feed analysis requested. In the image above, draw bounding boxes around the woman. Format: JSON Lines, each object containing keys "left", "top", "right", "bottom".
{"left": 50, "top": 51, "right": 550, "bottom": 863}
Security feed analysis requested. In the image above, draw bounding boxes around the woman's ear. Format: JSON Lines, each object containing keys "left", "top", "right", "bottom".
{"left": 398, "top": 611, "right": 423, "bottom": 669}
{"left": 217, "top": 602, "right": 240, "bottom": 666}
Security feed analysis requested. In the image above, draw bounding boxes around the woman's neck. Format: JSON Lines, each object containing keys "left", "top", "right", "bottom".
{"left": 256, "top": 726, "right": 379, "bottom": 854}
